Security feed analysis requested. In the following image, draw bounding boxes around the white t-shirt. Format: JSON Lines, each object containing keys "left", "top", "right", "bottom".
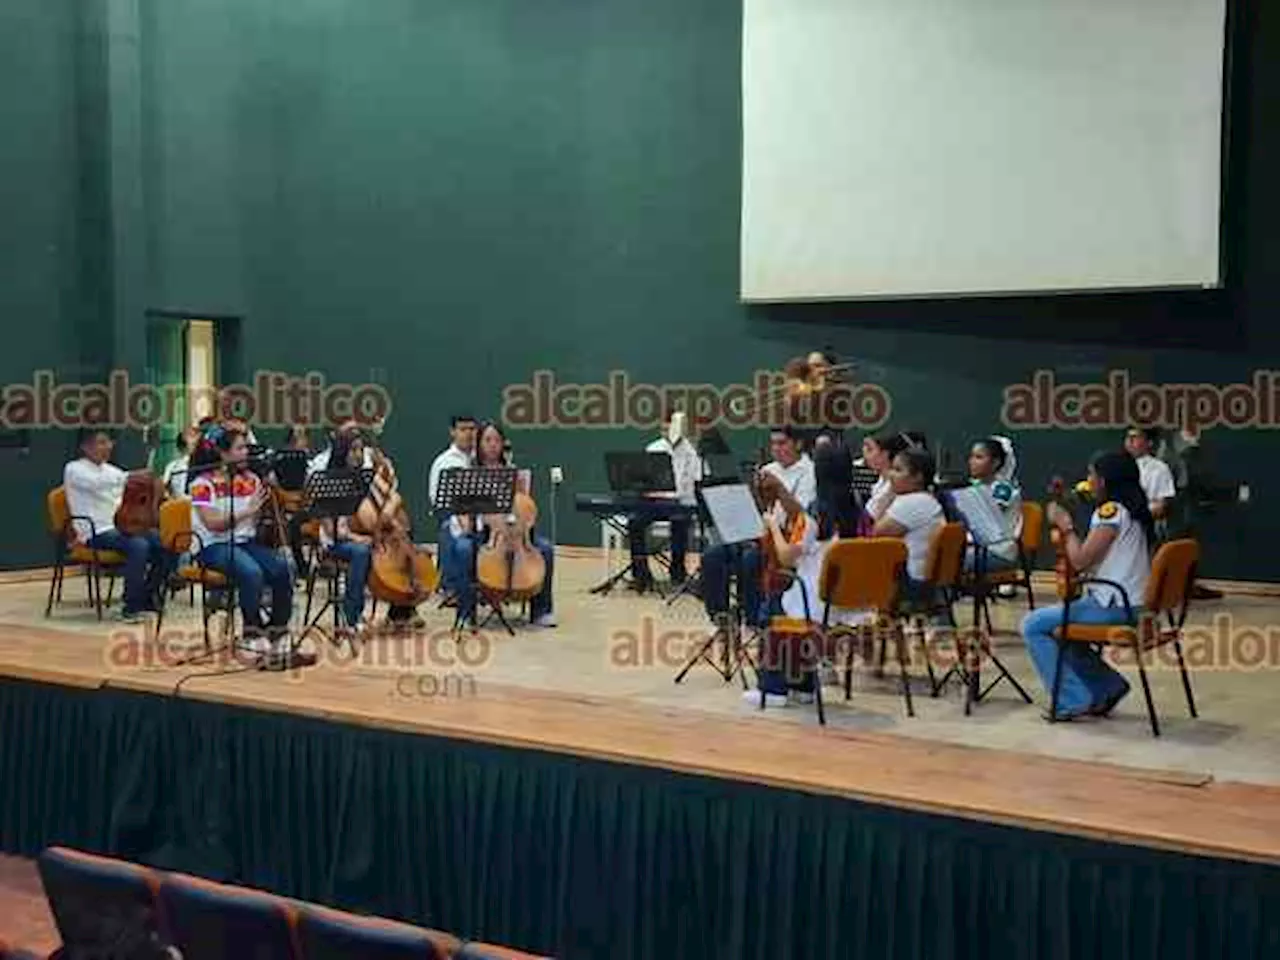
{"left": 763, "top": 455, "right": 817, "bottom": 522}
{"left": 1136, "top": 454, "right": 1176, "bottom": 505}
{"left": 429, "top": 444, "right": 474, "bottom": 509}
{"left": 1085, "top": 501, "right": 1151, "bottom": 608}
{"left": 886, "top": 491, "right": 944, "bottom": 581}
{"left": 865, "top": 475, "right": 893, "bottom": 519}
{"left": 63, "top": 458, "right": 127, "bottom": 541}
{"left": 645, "top": 436, "right": 704, "bottom": 504}
{"left": 188, "top": 469, "right": 264, "bottom": 548}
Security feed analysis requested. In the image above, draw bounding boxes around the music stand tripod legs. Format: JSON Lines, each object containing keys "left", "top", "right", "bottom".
{"left": 673, "top": 553, "right": 753, "bottom": 688}
{"left": 295, "top": 468, "right": 370, "bottom": 655}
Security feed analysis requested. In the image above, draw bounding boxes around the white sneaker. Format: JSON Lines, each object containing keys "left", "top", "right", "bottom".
{"left": 532, "top": 613, "right": 557, "bottom": 628}
{"left": 741, "top": 689, "right": 788, "bottom": 708}
{"left": 237, "top": 634, "right": 270, "bottom": 664}
{"left": 790, "top": 690, "right": 816, "bottom": 705}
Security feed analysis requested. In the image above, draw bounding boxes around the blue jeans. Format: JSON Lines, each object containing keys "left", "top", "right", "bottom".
{"left": 89, "top": 530, "right": 169, "bottom": 614}
{"left": 1022, "top": 596, "right": 1133, "bottom": 717}
{"left": 701, "top": 542, "right": 765, "bottom": 627}
{"left": 200, "top": 541, "right": 293, "bottom": 630}
{"left": 327, "top": 540, "right": 372, "bottom": 627}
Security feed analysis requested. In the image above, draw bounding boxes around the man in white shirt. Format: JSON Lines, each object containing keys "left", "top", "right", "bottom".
{"left": 62, "top": 428, "right": 169, "bottom": 622}
{"left": 702, "top": 426, "right": 816, "bottom": 630}
{"left": 628, "top": 412, "right": 704, "bottom": 590}
{"left": 430, "top": 416, "right": 478, "bottom": 614}
{"left": 1124, "top": 427, "right": 1176, "bottom": 525}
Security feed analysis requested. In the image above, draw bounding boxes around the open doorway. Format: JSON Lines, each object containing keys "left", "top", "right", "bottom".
{"left": 144, "top": 316, "right": 223, "bottom": 461}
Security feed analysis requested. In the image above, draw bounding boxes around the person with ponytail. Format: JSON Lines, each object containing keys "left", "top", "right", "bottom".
{"left": 873, "top": 446, "right": 944, "bottom": 601}
{"left": 964, "top": 436, "right": 1023, "bottom": 571}
{"left": 1022, "top": 450, "right": 1154, "bottom": 720}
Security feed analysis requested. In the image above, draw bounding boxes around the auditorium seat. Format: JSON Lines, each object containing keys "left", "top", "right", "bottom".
{"left": 297, "top": 903, "right": 460, "bottom": 959}
{"left": 457, "top": 942, "right": 552, "bottom": 960}
{"left": 158, "top": 872, "right": 299, "bottom": 960}
{"left": 36, "top": 846, "right": 162, "bottom": 958}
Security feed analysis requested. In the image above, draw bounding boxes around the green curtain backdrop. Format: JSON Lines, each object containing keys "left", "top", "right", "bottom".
{"left": 1, "top": 676, "right": 1277, "bottom": 960}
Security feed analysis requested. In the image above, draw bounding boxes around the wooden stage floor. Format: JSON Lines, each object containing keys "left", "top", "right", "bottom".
{"left": 4, "top": 553, "right": 1280, "bottom": 867}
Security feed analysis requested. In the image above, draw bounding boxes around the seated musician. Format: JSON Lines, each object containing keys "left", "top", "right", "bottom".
{"left": 1022, "top": 451, "right": 1151, "bottom": 721}
{"left": 187, "top": 422, "right": 294, "bottom": 659}
{"left": 63, "top": 427, "right": 170, "bottom": 623}
{"left": 629, "top": 410, "right": 701, "bottom": 592}
{"left": 963, "top": 436, "right": 1023, "bottom": 572}
{"left": 161, "top": 425, "right": 200, "bottom": 499}
{"left": 746, "top": 443, "right": 868, "bottom": 707}
{"left": 448, "top": 422, "right": 556, "bottom": 628}
{"left": 702, "top": 425, "right": 816, "bottom": 631}
{"left": 286, "top": 425, "right": 312, "bottom": 454}
{"left": 306, "top": 430, "right": 374, "bottom": 640}
{"left": 872, "top": 446, "right": 944, "bottom": 607}
{"left": 1124, "top": 426, "right": 1175, "bottom": 530}
{"left": 431, "top": 414, "right": 478, "bottom": 604}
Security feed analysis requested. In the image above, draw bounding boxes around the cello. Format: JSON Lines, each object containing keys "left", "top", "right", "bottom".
{"left": 361, "top": 446, "right": 438, "bottom": 608}
{"left": 475, "top": 475, "right": 546, "bottom": 603}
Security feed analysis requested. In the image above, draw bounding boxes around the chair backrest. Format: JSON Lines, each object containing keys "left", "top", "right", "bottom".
{"left": 1145, "top": 538, "right": 1199, "bottom": 613}
{"left": 456, "top": 943, "right": 553, "bottom": 960}
{"left": 159, "top": 872, "right": 299, "bottom": 960}
{"left": 37, "top": 847, "right": 163, "bottom": 958}
{"left": 47, "top": 487, "right": 69, "bottom": 537}
{"left": 159, "top": 498, "right": 194, "bottom": 554}
{"left": 297, "top": 904, "right": 459, "bottom": 960}
{"left": 819, "top": 538, "right": 907, "bottom": 613}
{"left": 1020, "top": 501, "right": 1044, "bottom": 555}
{"left": 923, "top": 521, "right": 967, "bottom": 587}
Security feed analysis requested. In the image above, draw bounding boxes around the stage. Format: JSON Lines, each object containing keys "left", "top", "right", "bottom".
{"left": 2, "top": 554, "right": 1280, "bottom": 958}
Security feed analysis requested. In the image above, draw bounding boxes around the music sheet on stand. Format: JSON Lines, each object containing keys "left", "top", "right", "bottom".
{"left": 948, "top": 485, "right": 1007, "bottom": 547}
{"left": 701, "top": 484, "right": 765, "bottom": 546}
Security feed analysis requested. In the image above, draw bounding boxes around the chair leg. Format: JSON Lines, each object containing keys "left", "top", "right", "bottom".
{"left": 1135, "top": 648, "right": 1161, "bottom": 737}
{"left": 45, "top": 562, "right": 61, "bottom": 617}
{"left": 894, "top": 621, "right": 914, "bottom": 717}
{"left": 1049, "top": 642, "right": 1066, "bottom": 721}
{"left": 106, "top": 576, "right": 116, "bottom": 607}
{"left": 91, "top": 564, "right": 104, "bottom": 621}
{"left": 1173, "top": 638, "right": 1198, "bottom": 718}
{"left": 843, "top": 633, "right": 855, "bottom": 701}
{"left": 916, "top": 616, "right": 940, "bottom": 697}
{"left": 813, "top": 663, "right": 826, "bottom": 725}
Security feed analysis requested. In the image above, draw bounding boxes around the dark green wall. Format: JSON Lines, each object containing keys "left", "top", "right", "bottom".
{"left": 5, "top": 0, "right": 1278, "bottom": 578}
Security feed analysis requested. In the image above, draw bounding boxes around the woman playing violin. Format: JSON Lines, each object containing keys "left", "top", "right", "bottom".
{"left": 451, "top": 422, "right": 556, "bottom": 628}
{"left": 1022, "top": 451, "right": 1152, "bottom": 721}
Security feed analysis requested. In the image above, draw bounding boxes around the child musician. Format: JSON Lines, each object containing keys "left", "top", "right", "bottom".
{"left": 1022, "top": 451, "right": 1150, "bottom": 721}
{"left": 187, "top": 422, "right": 296, "bottom": 664}
{"left": 311, "top": 430, "right": 374, "bottom": 641}
{"left": 964, "top": 436, "right": 1023, "bottom": 572}
{"left": 872, "top": 446, "right": 944, "bottom": 604}
{"left": 63, "top": 427, "right": 170, "bottom": 622}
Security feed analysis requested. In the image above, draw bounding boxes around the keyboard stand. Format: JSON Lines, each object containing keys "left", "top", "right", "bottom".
{"left": 588, "top": 512, "right": 635, "bottom": 596}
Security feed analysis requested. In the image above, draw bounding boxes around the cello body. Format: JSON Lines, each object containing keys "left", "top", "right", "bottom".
{"left": 362, "top": 448, "right": 437, "bottom": 607}
{"left": 476, "top": 492, "right": 546, "bottom": 599}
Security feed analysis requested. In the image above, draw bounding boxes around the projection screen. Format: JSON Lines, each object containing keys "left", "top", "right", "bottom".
{"left": 741, "top": 0, "right": 1228, "bottom": 301}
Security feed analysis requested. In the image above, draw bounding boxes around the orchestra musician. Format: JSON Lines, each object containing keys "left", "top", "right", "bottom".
{"left": 964, "top": 436, "right": 1023, "bottom": 572}
{"left": 63, "top": 427, "right": 170, "bottom": 623}
{"left": 857, "top": 431, "right": 915, "bottom": 523}
{"left": 746, "top": 442, "right": 868, "bottom": 707}
{"left": 161, "top": 424, "right": 201, "bottom": 499}
{"left": 187, "top": 422, "right": 295, "bottom": 661}
{"left": 871, "top": 445, "right": 945, "bottom": 607}
{"left": 448, "top": 421, "right": 556, "bottom": 628}
{"left": 432, "top": 414, "right": 478, "bottom": 608}
{"left": 308, "top": 429, "right": 375, "bottom": 641}
{"left": 701, "top": 425, "right": 816, "bottom": 631}
{"left": 1124, "top": 426, "right": 1176, "bottom": 528}
{"left": 628, "top": 410, "right": 702, "bottom": 592}
{"left": 1022, "top": 451, "right": 1152, "bottom": 721}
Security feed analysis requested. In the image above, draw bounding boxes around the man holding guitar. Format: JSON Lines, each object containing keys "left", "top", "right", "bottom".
{"left": 62, "top": 427, "right": 169, "bottom": 622}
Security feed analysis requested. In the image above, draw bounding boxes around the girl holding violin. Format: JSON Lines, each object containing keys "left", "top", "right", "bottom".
{"left": 187, "top": 422, "right": 295, "bottom": 661}
{"left": 1022, "top": 451, "right": 1151, "bottom": 721}
{"left": 451, "top": 422, "right": 556, "bottom": 628}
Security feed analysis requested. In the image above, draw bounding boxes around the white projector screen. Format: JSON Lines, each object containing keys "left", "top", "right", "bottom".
{"left": 741, "top": 0, "right": 1227, "bottom": 301}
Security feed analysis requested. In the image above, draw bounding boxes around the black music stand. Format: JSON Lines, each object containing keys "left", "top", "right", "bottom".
{"left": 435, "top": 467, "right": 517, "bottom": 634}
{"left": 297, "top": 468, "right": 371, "bottom": 651}
{"left": 271, "top": 449, "right": 311, "bottom": 492}
{"left": 674, "top": 479, "right": 763, "bottom": 687}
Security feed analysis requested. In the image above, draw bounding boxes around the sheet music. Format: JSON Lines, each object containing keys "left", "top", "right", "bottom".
{"left": 700, "top": 483, "right": 765, "bottom": 545}
{"left": 947, "top": 484, "right": 1009, "bottom": 547}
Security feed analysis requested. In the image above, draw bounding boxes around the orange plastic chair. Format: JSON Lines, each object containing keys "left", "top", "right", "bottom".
{"left": 44, "top": 486, "right": 127, "bottom": 620}
{"left": 156, "top": 498, "right": 227, "bottom": 650}
{"left": 1051, "top": 538, "right": 1199, "bottom": 736}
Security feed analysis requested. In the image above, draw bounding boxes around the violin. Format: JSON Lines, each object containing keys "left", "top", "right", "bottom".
{"left": 476, "top": 477, "right": 546, "bottom": 601}
{"left": 362, "top": 446, "right": 438, "bottom": 608}
{"left": 1046, "top": 477, "right": 1084, "bottom": 601}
